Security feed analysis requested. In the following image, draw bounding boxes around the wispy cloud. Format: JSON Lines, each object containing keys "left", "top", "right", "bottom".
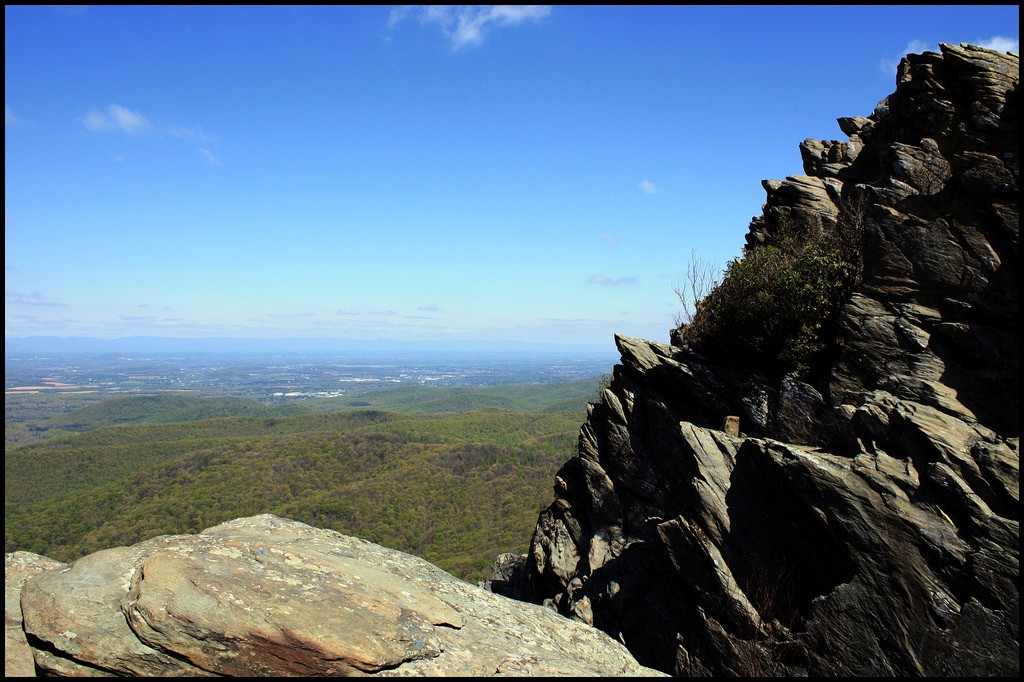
{"left": 172, "top": 126, "right": 221, "bottom": 165}
{"left": 6, "top": 290, "right": 65, "bottom": 306}
{"left": 83, "top": 104, "right": 151, "bottom": 134}
{"left": 334, "top": 307, "right": 401, "bottom": 317}
{"left": 880, "top": 39, "right": 933, "bottom": 75}
{"left": 588, "top": 274, "right": 638, "bottom": 286}
{"left": 601, "top": 233, "right": 618, "bottom": 246}
{"left": 199, "top": 148, "right": 220, "bottom": 165}
{"left": 638, "top": 179, "right": 658, "bottom": 194}
{"left": 389, "top": 5, "right": 551, "bottom": 51}
{"left": 881, "top": 37, "right": 1018, "bottom": 77}
{"left": 168, "top": 124, "right": 217, "bottom": 143}
{"left": 81, "top": 105, "right": 221, "bottom": 164}
{"left": 417, "top": 303, "right": 441, "bottom": 312}
{"left": 976, "top": 36, "right": 1019, "bottom": 54}
{"left": 5, "top": 105, "right": 21, "bottom": 126}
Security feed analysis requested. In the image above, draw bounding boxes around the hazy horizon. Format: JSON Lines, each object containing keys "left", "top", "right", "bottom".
{"left": 3, "top": 333, "right": 620, "bottom": 356}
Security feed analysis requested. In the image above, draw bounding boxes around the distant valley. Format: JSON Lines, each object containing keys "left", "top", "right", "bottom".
{"left": 5, "top": 349, "right": 611, "bottom": 583}
{"left": 6, "top": 344, "right": 616, "bottom": 401}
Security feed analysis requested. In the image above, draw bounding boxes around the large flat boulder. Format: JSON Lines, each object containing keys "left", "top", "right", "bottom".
{"left": 9, "top": 515, "right": 663, "bottom": 677}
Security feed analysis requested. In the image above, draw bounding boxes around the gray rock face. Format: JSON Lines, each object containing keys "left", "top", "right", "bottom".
{"left": 514, "top": 43, "right": 1018, "bottom": 676}
{"left": 6, "top": 515, "right": 664, "bottom": 677}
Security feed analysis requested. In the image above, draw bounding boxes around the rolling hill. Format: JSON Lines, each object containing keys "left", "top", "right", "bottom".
{"left": 5, "top": 379, "right": 602, "bottom": 582}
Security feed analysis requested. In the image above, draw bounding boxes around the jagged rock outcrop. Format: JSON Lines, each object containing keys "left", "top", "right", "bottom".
{"left": 511, "top": 43, "right": 1018, "bottom": 676}
{"left": 5, "top": 515, "right": 664, "bottom": 677}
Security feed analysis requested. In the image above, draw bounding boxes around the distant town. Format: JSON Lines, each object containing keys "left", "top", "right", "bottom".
{"left": 4, "top": 348, "right": 617, "bottom": 403}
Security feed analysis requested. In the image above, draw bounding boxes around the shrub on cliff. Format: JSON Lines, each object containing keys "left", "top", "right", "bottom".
{"left": 680, "top": 206, "right": 863, "bottom": 377}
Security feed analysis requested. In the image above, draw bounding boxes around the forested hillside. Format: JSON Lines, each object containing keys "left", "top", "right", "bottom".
{"left": 5, "top": 380, "right": 600, "bottom": 581}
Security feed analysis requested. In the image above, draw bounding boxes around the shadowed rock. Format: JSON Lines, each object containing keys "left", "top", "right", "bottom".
{"left": 513, "top": 43, "right": 1018, "bottom": 676}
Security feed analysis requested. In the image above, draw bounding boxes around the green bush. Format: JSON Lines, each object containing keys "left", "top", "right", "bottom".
{"left": 681, "top": 215, "right": 861, "bottom": 377}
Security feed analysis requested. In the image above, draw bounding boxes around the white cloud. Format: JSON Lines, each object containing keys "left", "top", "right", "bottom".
{"left": 904, "top": 39, "right": 932, "bottom": 55}
{"left": 638, "top": 179, "right": 658, "bottom": 194}
{"left": 81, "top": 106, "right": 221, "bottom": 165}
{"left": 5, "top": 105, "right": 21, "bottom": 126}
{"left": 588, "top": 274, "right": 638, "bottom": 286}
{"left": 880, "top": 37, "right": 1019, "bottom": 77}
{"left": 976, "top": 36, "right": 1019, "bottom": 54}
{"left": 418, "top": 303, "right": 441, "bottom": 312}
{"left": 168, "top": 124, "right": 217, "bottom": 143}
{"left": 390, "top": 5, "right": 551, "bottom": 51}
{"left": 6, "top": 290, "right": 64, "bottom": 306}
{"left": 199, "top": 148, "right": 219, "bottom": 165}
{"left": 83, "top": 104, "right": 150, "bottom": 134}
{"left": 880, "top": 40, "right": 933, "bottom": 75}
{"left": 601, "top": 233, "right": 618, "bottom": 246}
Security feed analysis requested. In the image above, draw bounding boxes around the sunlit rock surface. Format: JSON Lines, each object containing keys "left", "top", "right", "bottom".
{"left": 6, "top": 515, "right": 664, "bottom": 677}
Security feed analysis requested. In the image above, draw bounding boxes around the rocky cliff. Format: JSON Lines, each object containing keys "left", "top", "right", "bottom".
{"left": 5, "top": 515, "right": 664, "bottom": 677}
{"left": 506, "top": 43, "right": 1019, "bottom": 676}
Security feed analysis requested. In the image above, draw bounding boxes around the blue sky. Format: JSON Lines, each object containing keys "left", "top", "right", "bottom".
{"left": 5, "top": 5, "right": 1019, "bottom": 349}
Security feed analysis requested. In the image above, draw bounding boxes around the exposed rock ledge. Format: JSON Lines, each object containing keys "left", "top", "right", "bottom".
{"left": 513, "top": 334, "right": 1018, "bottom": 676}
{"left": 5, "top": 515, "right": 664, "bottom": 677}
{"left": 505, "top": 43, "right": 1019, "bottom": 677}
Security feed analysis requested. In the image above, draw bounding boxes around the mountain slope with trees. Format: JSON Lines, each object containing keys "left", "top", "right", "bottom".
{"left": 5, "top": 381, "right": 599, "bottom": 582}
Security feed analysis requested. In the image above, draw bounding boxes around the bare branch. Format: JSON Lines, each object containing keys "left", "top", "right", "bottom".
{"left": 673, "top": 249, "right": 721, "bottom": 328}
